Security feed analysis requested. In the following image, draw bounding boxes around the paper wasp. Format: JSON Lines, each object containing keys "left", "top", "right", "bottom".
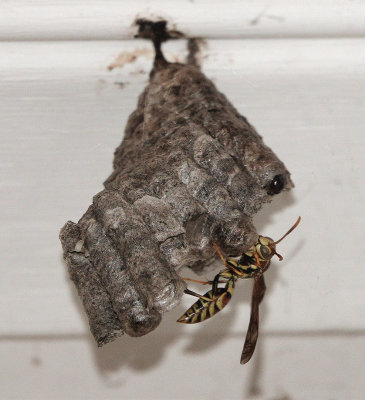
{"left": 177, "top": 217, "right": 301, "bottom": 364}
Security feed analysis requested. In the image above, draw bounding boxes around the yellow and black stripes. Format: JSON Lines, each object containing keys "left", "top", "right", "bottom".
{"left": 178, "top": 235, "right": 276, "bottom": 325}
{"left": 177, "top": 217, "right": 301, "bottom": 365}
{"left": 177, "top": 278, "right": 236, "bottom": 324}
{"left": 226, "top": 259, "right": 262, "bottom": 279}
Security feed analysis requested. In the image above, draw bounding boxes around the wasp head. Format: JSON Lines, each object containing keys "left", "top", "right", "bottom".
{"left": 256, "top": 236, "right": 283, "bottom": 261}
{"left": 256, "top": 216, "right": 301, "bottom": 263}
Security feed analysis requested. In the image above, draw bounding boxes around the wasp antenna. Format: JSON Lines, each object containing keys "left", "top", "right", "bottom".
{"left": 274, "top": 216, "right": 301, "bottom": 245}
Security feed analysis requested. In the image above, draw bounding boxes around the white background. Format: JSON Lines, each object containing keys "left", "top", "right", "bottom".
{"left": 1, "top": 1, "right": 364, "bottom": 399}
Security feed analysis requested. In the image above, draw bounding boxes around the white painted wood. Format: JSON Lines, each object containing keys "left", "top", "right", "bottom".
{"left": 1, "top": 335, "right": 364, "bottom": 399}
{"left": 1, "top": 39, "right": 364, "bottom": 338}
{"left": 1, "top": 0, "right": 365, "bottom": 41}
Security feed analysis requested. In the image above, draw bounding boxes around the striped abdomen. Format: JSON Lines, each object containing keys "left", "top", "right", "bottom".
{"left": 177, "top": 280, "right": 235, "bottom": 324}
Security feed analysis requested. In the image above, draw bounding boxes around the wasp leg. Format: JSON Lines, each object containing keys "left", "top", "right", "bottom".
{"left": 212, "top": 241, "right": 227, "bottom": 264}
{"left": 182, "top": 277, "right": 212, "bottom": 285}
{"left": 212, "top": 242, "right": 243, "bottom": 276}
{"left": 184, "top": 288, "right": 214, "bottom": 302}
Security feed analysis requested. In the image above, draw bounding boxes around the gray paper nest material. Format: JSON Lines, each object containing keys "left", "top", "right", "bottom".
{"left": 60, "top": 21, "right": 293, "bottom": 346}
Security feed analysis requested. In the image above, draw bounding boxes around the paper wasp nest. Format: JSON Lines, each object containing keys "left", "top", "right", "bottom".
{"left": 60, "top": 20, "right": 293, "bottom": 346}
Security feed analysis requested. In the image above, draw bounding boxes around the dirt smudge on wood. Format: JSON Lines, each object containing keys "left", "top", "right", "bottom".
{"left": 108, "top": 48, "right": 152, "bottom": 71}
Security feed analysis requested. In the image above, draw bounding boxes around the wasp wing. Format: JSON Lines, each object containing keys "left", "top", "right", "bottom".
{"left": 240, "top": 274, "right": 266, "bottom": 364}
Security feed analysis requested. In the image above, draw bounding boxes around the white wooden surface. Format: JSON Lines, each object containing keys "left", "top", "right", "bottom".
{"left": 1, "top": 0, "right": 365, "bottom": 40}
{"left": 1, "top": 336, "right": 364, "bottom": 400}
{"left": 1, "top": 4, "right": 365, "bottom": 399}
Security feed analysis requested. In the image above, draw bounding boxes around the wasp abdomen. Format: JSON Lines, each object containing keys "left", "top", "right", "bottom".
{"left": 177, "top": 279, "right": 235, "bottom": 324}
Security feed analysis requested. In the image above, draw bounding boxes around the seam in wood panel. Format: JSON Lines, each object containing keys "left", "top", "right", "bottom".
{"left": 1, "top": 1, "right": 365, "bottom": 41}
{"left": 1, "top": 330, "right": 365, "bottom": 341}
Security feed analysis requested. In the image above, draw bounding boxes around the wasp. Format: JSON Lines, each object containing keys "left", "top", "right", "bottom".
{"left": 177, "top": 217, "right": 301, "bottom": 364}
